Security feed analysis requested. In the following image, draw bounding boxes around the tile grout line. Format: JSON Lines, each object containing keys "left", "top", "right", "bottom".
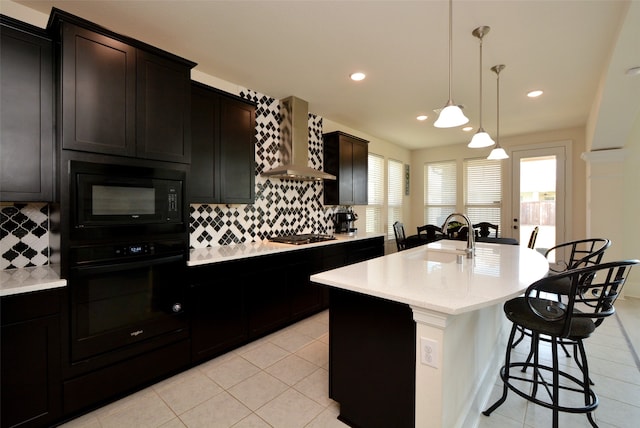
{"left": 613, "top": 312, "right": 640, "bottom": 372}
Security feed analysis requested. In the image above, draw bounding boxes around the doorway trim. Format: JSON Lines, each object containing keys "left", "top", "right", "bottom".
{"left": 505, "top": 140, "right": 573, "bottom": 244}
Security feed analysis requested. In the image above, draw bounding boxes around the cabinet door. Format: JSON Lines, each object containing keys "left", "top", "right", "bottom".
{"left": 219, "top": 95, "right": 256, "bottom": 203}
{"left": 0, "top": 21, "right": 53, "bottom": 201}
{"left": 1, "top": 289, "right": 62, "bottom": 428}
{"left": 289, "top": 249, "right": 323, "bottom": 320}
{"left": 136, "top": 50, "right": 191, "bottom": 163}
{"left": 338, "top": 140, "right": 355, "bottom": 205}
{"left": 351, "top": 139, "right": 368, "bottom": 205}
{"left": 60, "top": 23, "right": 136, "bottom": 156}
{"left": 190, "top": 276, "right": 246, "bottom": 363}
{"left": 246, "top": 262, "right": 289, "bottom": 339}
{"left": 190, "top": 84, "right": 220, "bottom": 202}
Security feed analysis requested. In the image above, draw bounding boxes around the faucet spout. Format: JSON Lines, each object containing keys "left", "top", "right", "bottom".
{"left": 441, "top": 213, "right": 475, "bottom": 258}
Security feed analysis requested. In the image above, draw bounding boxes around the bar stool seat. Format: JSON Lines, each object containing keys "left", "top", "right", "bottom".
{"left": 483, "top": 259, "right": 638, "bottom": 428}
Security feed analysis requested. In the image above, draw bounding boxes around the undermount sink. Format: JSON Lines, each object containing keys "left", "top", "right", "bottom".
{"left": 402, "top": 246, "right": 467, "bottom": 263}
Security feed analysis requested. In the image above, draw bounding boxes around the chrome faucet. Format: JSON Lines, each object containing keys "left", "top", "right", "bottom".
{"left": 441, "top": 213, "right": 475, "bottom": 258}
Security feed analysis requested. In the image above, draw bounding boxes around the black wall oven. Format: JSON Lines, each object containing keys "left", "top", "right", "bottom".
{"left": 60, "top": 158, "right": 190, "bottom": 385}
{"left": 69, "top": 239, "right": 188, "bottom": 363}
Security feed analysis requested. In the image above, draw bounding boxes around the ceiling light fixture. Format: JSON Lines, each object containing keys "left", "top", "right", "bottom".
{"left": 434, "top": 0, "right": 468, "bottom": 128}
{"left": 462, "top": 126, "right": 473, "bottom": 132}
{"left": 626, "top": 66, "right": 640, "bottom": 76}
{"left": 468, "top": 26, "right": 495, "bottom": 148}
{"left": 350, "top": 72, "right": 366, "bottom": 81}
{"left": 488, "top": 65, "right": 509, "bottom": 160}
{"left": 527, "top": 90, "right": 543, "bottom": 98}
{"left": 417, "top": 115, "right": 428, "bottom": 121}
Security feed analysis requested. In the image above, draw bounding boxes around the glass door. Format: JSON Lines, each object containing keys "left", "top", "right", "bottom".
{"left": 511, "top": 146, "right": 567, "bottom": 252}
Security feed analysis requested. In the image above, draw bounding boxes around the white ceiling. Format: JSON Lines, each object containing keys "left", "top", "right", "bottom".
{"left": 11, "top": 0, "right": 640, "bottom": 150}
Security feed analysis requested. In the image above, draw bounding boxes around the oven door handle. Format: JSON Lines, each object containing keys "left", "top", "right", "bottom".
{"left": 71, "top": 254, "right": 185, "bottom": 275}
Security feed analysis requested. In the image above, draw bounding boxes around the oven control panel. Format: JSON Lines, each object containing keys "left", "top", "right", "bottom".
{"left": 115, "top": 243, "right": 154, "bottom": 257}
{"left": 70, "top": 239, "right": 186, "bottom": 265}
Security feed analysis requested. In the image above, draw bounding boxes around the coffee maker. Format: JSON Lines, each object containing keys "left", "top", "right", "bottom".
{"left": 334, "top": 209, "right": 358, "bottom": 234}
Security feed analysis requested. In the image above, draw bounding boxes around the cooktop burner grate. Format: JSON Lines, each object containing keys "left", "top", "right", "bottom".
{"left": 268, "top": 234, "right": 336, "bottom": 245}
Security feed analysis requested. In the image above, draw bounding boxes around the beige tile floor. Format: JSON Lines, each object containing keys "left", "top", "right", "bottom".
{"left": 60, "top": 298, "right": 639, "bottom": 428}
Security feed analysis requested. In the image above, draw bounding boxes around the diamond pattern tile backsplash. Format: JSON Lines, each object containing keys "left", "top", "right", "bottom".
{"left": 1, "top": 88, "right": 345, "bottom": 269}
{"left": 189, "top": 88, "right": 342, "bottom": 248}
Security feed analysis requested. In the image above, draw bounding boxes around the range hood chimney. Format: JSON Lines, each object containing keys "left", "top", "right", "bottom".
{"left": 261, "top": 96, "right": 336, "bottom": 181}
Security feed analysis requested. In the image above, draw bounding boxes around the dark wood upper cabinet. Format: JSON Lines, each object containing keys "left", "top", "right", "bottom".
{"left": 136, "top": 50, "right": 191, "bottom": 163}
{"left": 323, "top": 131, "right": 368, "bottom": 206}
{"left": 0, "top": 16, "right": 54, "bottom": 202}
{"left": 51, "top": 9, "right": 195, "bottom": 163}
{"left": 59, "top": 22, "right": 136, "bottom": 157}
{"left": 190, "top": 82, "right": 256, "bottom": 204}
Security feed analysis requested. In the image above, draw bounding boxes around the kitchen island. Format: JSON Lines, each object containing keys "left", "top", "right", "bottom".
{"left": 310, "top": 240, "right": 549, "bottom": 428}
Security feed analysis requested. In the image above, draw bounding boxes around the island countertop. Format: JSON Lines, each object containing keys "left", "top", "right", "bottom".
{"left": 310, "top": 239, "right": 549, "bottom": 315}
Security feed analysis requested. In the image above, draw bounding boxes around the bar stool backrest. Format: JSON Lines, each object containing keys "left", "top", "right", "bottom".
{"left": 544, "top": 238, "right": 611, "bottom": 273}
{"left": 524, "top": 259, "right": 638, "bottom": 337}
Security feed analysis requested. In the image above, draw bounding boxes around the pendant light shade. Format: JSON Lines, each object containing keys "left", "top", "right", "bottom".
{"left": 488, "top": 64, "right": 509, "bottom": 160}
{"left": 434, "top": 0, "right": 468, "bottom": 128}
{"left": 468, "top": 26, "right": 494, "bottom": 148}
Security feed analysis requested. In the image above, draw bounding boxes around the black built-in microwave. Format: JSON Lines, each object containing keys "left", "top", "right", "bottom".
{"left": 70, "top": 161, "right": 186, "bottom": 240}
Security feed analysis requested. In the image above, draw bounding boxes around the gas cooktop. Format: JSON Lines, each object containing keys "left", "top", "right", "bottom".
{"left": 268, "top": 234, "right": 336, "bottom": 245}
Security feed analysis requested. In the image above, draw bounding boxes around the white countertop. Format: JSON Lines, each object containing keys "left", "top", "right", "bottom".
{"left": 310, "top": 240, "right": 549, "bottom": 315}
{"left": 0, "top": 265, "right": 67, "bottom": 297}
{"left": 188, "top": 232, "right": 385, "bottom": 266}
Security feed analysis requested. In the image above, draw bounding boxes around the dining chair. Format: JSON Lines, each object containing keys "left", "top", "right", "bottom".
{"left": 473, "top": 222, "right": 499, "bottom": 238}
{"left": 416, "top": 224, "right": 443, "bottom": 243}
{"left": 483, "top": 259, "right": 639, "bottom": 428}
{"left": 527, "top": 226, "right": 539, "bottom": 249}
{"left": 393, "top": 221, "right": 408, "bottom": 251}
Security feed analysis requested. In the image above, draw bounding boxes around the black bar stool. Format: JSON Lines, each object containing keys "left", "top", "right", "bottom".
{"left": 483, "top": 259, "right": 639, "bottom": 427}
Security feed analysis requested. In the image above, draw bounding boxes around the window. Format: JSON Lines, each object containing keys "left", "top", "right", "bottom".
{"left": 464, "top": 157, "right": 502, "bottom": 230}
{"left": 366, "top": 153, "right": 384, "bottom": 233}
{"left": 387, "top": 159, "right": 404, "bottom": 239}
{"left": 424, "top": 161, "right": 456, "bottom": 226}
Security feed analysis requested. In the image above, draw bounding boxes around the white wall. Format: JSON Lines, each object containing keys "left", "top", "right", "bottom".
{"left": 408, "top": 126, "right": 587, "bottom": 242}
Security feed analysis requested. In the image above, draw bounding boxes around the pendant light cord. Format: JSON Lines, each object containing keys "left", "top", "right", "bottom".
{"left": 478, "top": 35, "right": 483, "bottom": 127}
{"left": 448, "top": 0, "right": 453, "bottom": 102}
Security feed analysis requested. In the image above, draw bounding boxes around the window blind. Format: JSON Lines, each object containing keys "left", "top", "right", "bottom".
{"left": 387, "top": 159, "right": 404, "bottom": 239}
{"left": 366, "top": 153, "right": 384, "bottom": 233}
{"left": 424, "top": 161, "right": 457, "bottom": 226}
{"left": 464, "top": 157, "right": 502, "bottom": 230}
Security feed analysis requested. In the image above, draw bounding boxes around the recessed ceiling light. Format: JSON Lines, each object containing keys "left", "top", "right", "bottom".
{"left": 417, "top": 115, "right": 428, "bottom": 121}
{"left": 350, "top": 72, "right": 366, "bottom": 81}
{"left": 462, "top": 126, "right": 473, "bottom": 132}
{"left": 527, "top": 90, "right": 543, "bottom": 98}
{"left": 626, "top": 66, "right": 640, "bottom": 76}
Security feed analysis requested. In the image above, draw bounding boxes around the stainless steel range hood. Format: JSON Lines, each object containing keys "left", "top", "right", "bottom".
{"left": 261, "top": 96, "right": 336, "bottom": 181}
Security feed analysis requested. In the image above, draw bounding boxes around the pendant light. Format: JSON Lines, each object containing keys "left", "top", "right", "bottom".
{"left": 468, "top": 26, "right": 495, "bottom": 148}
{"left": 434, "top": 0, "right": 468, "bottom": 128}
{"left": 488, "top": 65, "right": 509, "bottom": 160}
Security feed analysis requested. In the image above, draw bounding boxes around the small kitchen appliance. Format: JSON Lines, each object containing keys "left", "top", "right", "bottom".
{"left": 334, "top": 210, "right": 358, "bottom": 234}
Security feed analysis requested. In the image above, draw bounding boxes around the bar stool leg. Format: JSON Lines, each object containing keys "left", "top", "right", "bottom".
{"left": 483, "top": 324, "right": 518, "bottom": 416}
{"left": 576, "top": 339, "right": 599, "bottom": 427}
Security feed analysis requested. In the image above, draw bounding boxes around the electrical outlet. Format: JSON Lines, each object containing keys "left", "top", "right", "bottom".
{"left": 420, "top": 337, "right": 439, "bottom": 368}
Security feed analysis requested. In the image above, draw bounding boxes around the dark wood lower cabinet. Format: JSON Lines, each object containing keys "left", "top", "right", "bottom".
{"left": 1, "top": 289, "right": 62, "bottom": 428}
{"left": 0, "top": 237, "right": 384, "bottom": 426}
{"left": 189, "top": 237, "right": 384, "bottom": 363}
{"left": 329, "top": 288, "right": 416, "bottom": 428}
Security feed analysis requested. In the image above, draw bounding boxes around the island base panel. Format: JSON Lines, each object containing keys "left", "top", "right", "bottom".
{"left": 329, "top": 288, "right": 416, "bottom": 428}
